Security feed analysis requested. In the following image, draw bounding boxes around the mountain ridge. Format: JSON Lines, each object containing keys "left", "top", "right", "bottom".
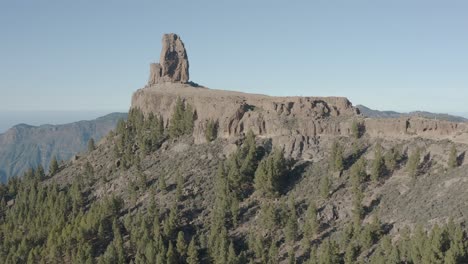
{"left": 357, "top": 104, "right": 468, "bottom": 123}
{"left": 0, "top": 112, "right": 127, "bottom": 182}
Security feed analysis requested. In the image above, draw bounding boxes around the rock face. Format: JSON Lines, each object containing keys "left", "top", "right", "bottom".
{"left": 148, "top": 34, "right": 189, "bottom": 85}
{"left": 132, "top": 83, "right": 468, "bottom": 158}
{"left": 364, "top": 117, "right": 468, "bottom": 143}
{"left": 132, "top": 83, "right": 359, "bottom": 159}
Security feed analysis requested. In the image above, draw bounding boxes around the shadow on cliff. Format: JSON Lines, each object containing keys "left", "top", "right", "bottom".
{"left": 457, "top": 151, "right": 465, "bottom": 166}
{"left": 282, "top": 160, "right": 311, "bottom": 195}
{"left": 186, "top": 81, "right": 205, "bottom": 88}
{"left": 344, "top": 145, "right": 369, "bottom": 171}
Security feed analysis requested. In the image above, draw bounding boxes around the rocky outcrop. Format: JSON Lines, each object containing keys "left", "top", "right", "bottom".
{"left": 132, "top": 83, "right": 359, "bottom": 159}
{"left": 364, "top": 117, "right": 468, "bottom": 143}
{"left": 148, "top": 34, "right": 189, "bottom": 85}
{"left": 132, "top": 83, "right": 468, "bottom": 158}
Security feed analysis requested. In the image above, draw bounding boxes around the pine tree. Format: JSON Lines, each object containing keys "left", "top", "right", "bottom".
{"left": 304, "top": 200, "right": 319, "bottom": 239}
{"left": 205, "top": 119, "right": 217, "bottom": 142}
{"left": 158, "top": 114, "right": 165, "bottom": 132}
{"left": 351, "top": 120, "right": 361, "bottom": 139}
{"left": 330, "top": 141, "right": 344, "bottom": 172}
{"left": 268, "top": 241, "right": 279, "bottom": 264}
{"left": 184, "top": 103, "right": 194, "bottom": 134}
{"left": 176, "top": 171, "right": 184, "bottom": 201}
{"left": 288, "top": 248, "right": 296, "bottom": 264}
{"left": 227, "top": 156, "right": 242, "bottom": 193}
{"left": 166, "top": 242, "right": 177, "bottom": 264}
{"left": 159, "top": 175, "right": 167, "bottom": 193}
{"left": 230, "top": 196, "right": 239, "bottom": 227}
{"left": 307, "top": 246, "right": 318, "bottom": 264}
{"left": 254, "top": 148, "right": 286, "bottom": 197}
{"left": 169, "top": 97, "right": 186, "bottom": 138}
{"left": 164, "top": 204, "right": 178, "bottom": 238}
{"left": 227, "top": 242, "right": 237, "bottom": 264}
{"left": 320, "top": 175, "right": 331, "bottom": 199}
{"left": 169, "top": 97, "right": 194, "bottom": 138}
{"left": 407, "top": 148, "right": 421, "bottom": 178}
{"left": 350, "top": 157, "right": 366, "bottom": 188}
{"left": 285, "top": 197, "right": 298, "bottom": 244}
{"left": 371, "top": 143, "right": 385, "bottom": 182}
{"left": 344, "top": 242, "right": 359, "bottom": 264}
{"left": 49, "top": 156, "right": 59, "bottom": 176}
{"left": 112, "top": 219, "right": 125, "bottom": 264}
{"left": 187, "top": 237, "right": 199, "bottom": 264}
{"left": 318, "top": 239, "right": 340, "bottom": 264}
{"left": 445, "top": 249, "right": 457, "bottom": 264}
{"left": 35, "top": 165, "right": 45, "bottom": 180}
{"left": 268, "top": 239, "right": 279, "bottom": 264}
{"left": 176, "top": 231, "right": 187, "bottom": 258}
{"left": 352, "top": 185, "right": 364, "bottom": 229}
{"left": 88, "top": 138, "right": 96, "bottom": 152}
{"left": 239, "top": 130, "right": 257, "bottom": 179}
{"left": 448, "top": 145, "right": 458, "bottom": 168}
{"left": 97, "top": 221, "right": 106, "bottom": 240}
{"left": 259, "top": 201, "right": 277, "bottom": 231}
{"left": 145, "top": 241, "right": 157, "bottom": 263}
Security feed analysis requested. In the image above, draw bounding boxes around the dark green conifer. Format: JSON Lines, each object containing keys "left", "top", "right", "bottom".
{"left": 371, "top": 143, "right": 385, "bottom": 182}
{"left": 320, "top": 175, "right": 331, "bottom": 199}
{"left": 88, "top": 138, "right": 96, "bottom": 152}
{"left": 49, "top": 156, "right": 59, "bottom": 176}
{"left": 187, "top": 237, "right": 199, "bottom": 264}
{"left": 448, "top": 145, "right": 458, "bottom": 168}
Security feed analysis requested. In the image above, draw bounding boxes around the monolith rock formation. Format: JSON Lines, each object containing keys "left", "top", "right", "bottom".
{"left": 148, "top": 33, "right": 189, "bottom": 85}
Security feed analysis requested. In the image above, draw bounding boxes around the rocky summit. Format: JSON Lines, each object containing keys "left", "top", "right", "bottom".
{"left": 148, "top": 33, "right": 189, "bottom": 85}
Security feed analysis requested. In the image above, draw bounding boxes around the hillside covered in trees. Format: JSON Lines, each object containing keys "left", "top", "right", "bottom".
{"left": 1, "top": 97, "right": 468, "bottom": 264}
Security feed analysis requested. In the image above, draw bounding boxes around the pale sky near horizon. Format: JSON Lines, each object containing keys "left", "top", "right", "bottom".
{"left": 1, "top": 0, "right": 467, "bottom": 114}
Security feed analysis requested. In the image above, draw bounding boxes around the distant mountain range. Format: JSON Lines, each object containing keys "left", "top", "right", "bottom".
{"left": 357, "top": 105, "right": 468, "bottom": 122}
{"left": 0, "top": 112, "right": 127, "bottom": 182}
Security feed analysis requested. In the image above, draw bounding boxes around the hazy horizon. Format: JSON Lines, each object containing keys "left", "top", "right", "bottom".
{"left": 0, "top": 110, "right": 126, "bottom": 133}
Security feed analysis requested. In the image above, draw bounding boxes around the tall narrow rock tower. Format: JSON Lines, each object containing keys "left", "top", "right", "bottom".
{"left": 148, "top": 33, "right": 189, "bottom": 85}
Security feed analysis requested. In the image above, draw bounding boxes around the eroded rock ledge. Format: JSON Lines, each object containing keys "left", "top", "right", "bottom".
{"left": 132, "top": 83, "right": 468, "bottom": 158}
{"left": 133, "top": 83, "right": 359, "bottom": 159}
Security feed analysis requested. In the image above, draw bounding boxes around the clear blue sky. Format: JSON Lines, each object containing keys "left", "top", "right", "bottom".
{"left": 1, "top": 0, "right": 467, "bottom": 114}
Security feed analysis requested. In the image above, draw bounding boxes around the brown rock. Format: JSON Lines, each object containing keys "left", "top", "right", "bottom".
{"left": 132, "top": 83, "right": 358, "bottom": 159}
{"left": 148, "top": 63, "right": 162, "bottom": 86}
{"left": 147, "top": 33, "right": 189, "bottom": 85}
{"left": 319, "top": 203, "right": 338, "bottom": 222}
{"left": 364, "top": 117, "right": 468, "bottom": 142}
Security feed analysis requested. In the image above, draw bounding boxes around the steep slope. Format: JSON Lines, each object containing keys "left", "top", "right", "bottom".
{"left": 0, "top": 112, "right": 127, "bottom": 182}
{"left": 17, "top": 110, "right": 467, "bottom": 263}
